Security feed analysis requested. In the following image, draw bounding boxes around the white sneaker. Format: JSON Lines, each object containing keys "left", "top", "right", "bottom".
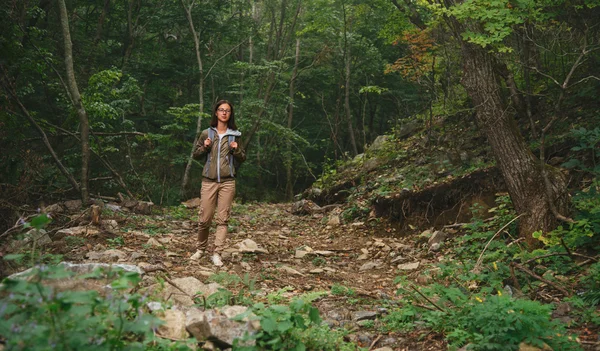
{"left": 211, "top": 253, "right": 223, "bottom": 267}
{"left": 190, "top": 250, "right": 205, "bottom": 261}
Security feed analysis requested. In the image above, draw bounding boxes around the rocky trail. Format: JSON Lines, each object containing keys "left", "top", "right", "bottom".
{"left": 29, "top": 200, "right": 448, "bottom": 350}
{"left": 6, "top": 199, "right": 598, "bottom": 351}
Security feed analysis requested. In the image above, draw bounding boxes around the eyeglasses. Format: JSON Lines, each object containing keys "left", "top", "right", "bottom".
{"left": 217, "top": 108, "right": 231, "bottom": 114}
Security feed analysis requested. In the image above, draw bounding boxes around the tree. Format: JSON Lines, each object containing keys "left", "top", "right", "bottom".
{"left": 388, "top": 0, "right": 592, "bottom": 246}
{"left": 58, "top": 0, "right": 92, "bottom": 205}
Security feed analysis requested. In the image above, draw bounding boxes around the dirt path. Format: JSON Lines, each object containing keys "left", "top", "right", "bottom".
{"left": 56, "top": 202, "right": 445, "bottom": 350}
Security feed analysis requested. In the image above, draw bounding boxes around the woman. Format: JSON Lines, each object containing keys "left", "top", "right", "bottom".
{"left": 192, "top": 100, "right": 246, "bottom": 266}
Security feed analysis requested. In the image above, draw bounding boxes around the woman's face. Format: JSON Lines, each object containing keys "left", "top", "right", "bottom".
{"left": 216, "top": 103, "right": 232, "bottom": 124}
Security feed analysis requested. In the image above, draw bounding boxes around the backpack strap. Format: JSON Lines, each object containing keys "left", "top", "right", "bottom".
{"left": 228, "top": 135, "right": 235, "bottom": 177}
{"left": 204, "top": 128, "right": 215, "bottom": 174}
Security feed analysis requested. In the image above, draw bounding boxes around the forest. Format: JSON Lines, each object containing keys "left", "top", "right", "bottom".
{"left": 0, "top": 0, "right": 599, "bottom": 350}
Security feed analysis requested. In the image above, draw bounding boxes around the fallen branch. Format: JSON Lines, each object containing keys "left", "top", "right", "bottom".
{"left": 523, "top": 252, "right": 598, "bottom": 266}
{"left": 410, "top": 285, "right": 445, "bottom": 312}
{"left": 512, "top": 262, "right": 571, "bottom": 297}
{"left": 473, "top": 214, "right": 523, "bottom": 271}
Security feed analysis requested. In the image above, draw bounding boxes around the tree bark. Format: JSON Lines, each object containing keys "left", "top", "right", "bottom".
{"left": 459, "top": 41, "right": 569, "bottom": 247}
{"left": 180, "top": 0, "right": 205, "bottom": 199}
{"left": 286, "top": 38, "right": 301, "bottom": 200}
{"left": 342, "top": 1, "right": 358, "bottom": 156}
{"left": 57, "top": 0, "right": 91, "bottom": 205}
{"left": 94, "top": 0, "right": 111, "bottom": 44}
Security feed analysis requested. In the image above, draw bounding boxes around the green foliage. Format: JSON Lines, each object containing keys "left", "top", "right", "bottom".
{"left": 445, "top": 295, "right": 580, "bottom": 351}
{"left": 534, "top": 178, "right": 600, "bottom": 250}
{"left": 391, "top": 278, "right": 580, "bottom": 350}
{"left": 0, "top": 265, "right": 191, "bottom": 351}
{"left": 562, "top": 127, "right": 600, "bottom": 174}
{"left": 107, "top": 236, "right": 125, "bottom": 248}
{"left": 234, "top": 298, "right": 358, "bottom": 351}
{"left": 578, "top": 262, "right": 600, "bottom": 306}
{"left": 330, "top": 284, "right": 356, "bottom": 297}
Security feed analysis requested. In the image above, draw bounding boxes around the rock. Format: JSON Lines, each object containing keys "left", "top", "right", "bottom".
{"left": 134, "top": 201, "right": 154, "bottom": 215}
{"left": 237, "top": 239, "right": 268, "bottom": 253}
{"left": 23, "top": 228, "right": 52, "bottom": 246}
{"left": 367, "top": 135, "right": 389, "bottom": 152}
{"left": 290, "top": 199, "right": 321, "bottom": 215}
{"left": 56, "top": 226, "right": 100, "bottom": 237}
{"left": 186, "top": 306, "right": 258, "bottom": 347}
{"left": 8, "top": 262, "right": 143, "bottom": 295}
{"left": 182, "top": 197, "right": 202, "bottom": 208}
{"left": 310, "top": 268, "right": 324, "bottom": 274}
{"left": 353, "top": 311, "right": 378, "bottom": 321}
{"left": 44, "top": 203, "right": 65, "bottom": 215}
{"left": 147, "top": 302, "right": 164, "bottom": 311}
{"left": 372, "top": 348, "right": 394, "bottom": 351}
{"left": 295, "top": 250, "right": 310, "bottom": 259}
{"left": 86, "top": 249, "right": 128, "bottom": 262}
{"left": 359, "top": 261, "right": 380, "bottom": 271}
{"left": 146, "top": 238, "right": 163, "bottom": 248}
{"left": 240, "top": 262, "right": 251, "bottom": 271}
{"left": 105, "top": 204, "right": 123, "bottom": 212}
{"left": 9, "top": 262, "right": 143, "bottom": 280}
{"left": 102, "top": 220, "right": 119, "bottom": 231}
{"left": 279, "top": 265, "right": 305, "bottom": 276}
{"left": 158, "top": 309, "right": 188, "bottom": 340}
{"left": 429, "top": 243, "right": 442, "bottom": 251}
{"left": 428, "top": 230, "right": 447, "bottom": 247}
{"left": 363, "top": 157, "right": 383, "bottom": 172}
{"left": 397, "top": 262, "right": 420, "bottom": 271}
{"left": 63, "top": 199, "right": 83, "bottom": 211}
{"left": 327, "top": 215, "right": 341, "bottom": 226}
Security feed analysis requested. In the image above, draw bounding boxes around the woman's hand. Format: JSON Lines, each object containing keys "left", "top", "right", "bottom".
{"left": 230, "top": 141, "right": 238, "bottom": 149}
{"left": 204, "top": 138, "right": 212, "bottom": 147}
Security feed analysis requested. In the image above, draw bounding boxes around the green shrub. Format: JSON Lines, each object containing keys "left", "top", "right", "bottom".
{"left": 233, "top": 298, "right": 359, "bottom": 351}
{"left": 0, "top": 266, "right": 191, "bottom": 351}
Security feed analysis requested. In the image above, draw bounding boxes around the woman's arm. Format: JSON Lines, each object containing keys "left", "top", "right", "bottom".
{"left": 192, "top": 130, "right": 210, "bottom": 160}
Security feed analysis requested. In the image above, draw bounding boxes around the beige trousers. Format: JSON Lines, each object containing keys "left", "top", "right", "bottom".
{"left": 198, "top": 180, "right": 236, "bottom": 252}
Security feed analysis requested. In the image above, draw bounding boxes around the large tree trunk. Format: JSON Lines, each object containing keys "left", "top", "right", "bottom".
{"left": 57, "top": 0, "right": 91, "bottom": 205}
{"left": 460, "top": 41, "right": 569, "bottom": 247}
{"left": 180, "top": 0, "right": 205, "bottom": 199}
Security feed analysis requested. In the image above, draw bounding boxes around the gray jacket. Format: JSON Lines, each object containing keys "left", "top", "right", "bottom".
{"left": 193, "top": 127, "right": 246, "bottom": 182}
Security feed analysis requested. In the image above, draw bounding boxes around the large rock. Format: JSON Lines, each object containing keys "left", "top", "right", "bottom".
{"left": 186, "top": 306, "right": 259, "bottom": 348}
{"left": 158, "top": 309, "right": 189, "bottom": 340}
{"left": 367, "top": 135, "right": 389, "bottom": 153}
{"left": 7, "top": 262, "right": 143, "bottom": 295}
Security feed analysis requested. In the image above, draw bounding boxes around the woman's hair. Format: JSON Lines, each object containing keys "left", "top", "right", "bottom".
{"left": 210, "top": 99, "right": 237, "bottom": 130}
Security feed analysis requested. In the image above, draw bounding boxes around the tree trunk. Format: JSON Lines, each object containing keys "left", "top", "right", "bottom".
{"left": 57, "top": 0, "right": 91, "bottom": 205}
{"left": 180, "top": 0, "right": 205, "bottom": 199}
{"left": 285, "top": 38, "right": 301, "bottom": 200}
{"left": 94, "top": 0, "right": 111, "bottom": 44}
{"left": 342, "top": 2, "right": 358, "bottom": 156}
{"left": 459, "top": 41, "right": 569, "bottom": 247}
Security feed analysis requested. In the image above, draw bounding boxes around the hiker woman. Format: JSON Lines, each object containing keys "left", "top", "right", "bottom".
{"left": 192, "top": 100, "right": 246, "bottom": 266}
